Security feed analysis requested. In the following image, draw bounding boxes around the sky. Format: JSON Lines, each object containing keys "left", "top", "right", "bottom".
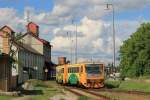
{"left": 0, "top": 0, "right": 150, "bottom": 64}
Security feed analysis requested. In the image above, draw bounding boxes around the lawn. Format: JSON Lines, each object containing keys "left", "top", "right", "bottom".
{"left": 119, "top": 81, "right": 150, "bottom": 92}
{"left": 0, "top": 96, "right": 15, "bottom": 100}
{"left": 99, "top": 91, "right": 150, "bottom": 100}
{"left": 26, "top": 80, "right": 65, "bottom": 100}
{"left": 0, "top": 80, "right": 65, "bottom": 100}
{"left": 101, "top": 80, "right": 150, "bottom": 100}
{"left": 104, "top": 80, "right": 150, "bottom": 92}
{"left": 0, "top": 80, "right": 95, "bottom": 100}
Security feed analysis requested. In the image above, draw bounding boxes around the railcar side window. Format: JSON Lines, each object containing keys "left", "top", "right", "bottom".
{"left": 100, "top": 64, "right": 103, "bottom": 73}
{"left": 76, "top": 68, "right": 77, "bottom": 72}
{"left": 70, "top": 68, "right": 72, "bottom": 73}
{"left": 68, "top": 67, "right": 79, "bottom": 73}
{"left": 81, "top": 66, "right": 83, "bottom": 72}
{"left": 61, "top": 68, "right": 64, "bottom": 73}
{"left": 74, "top": 67, "right": 76, "bottom": 73}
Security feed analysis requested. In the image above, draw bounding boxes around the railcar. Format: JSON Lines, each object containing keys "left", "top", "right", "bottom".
{"left": 56, "top": 63, "right": 105, "bottom": 88}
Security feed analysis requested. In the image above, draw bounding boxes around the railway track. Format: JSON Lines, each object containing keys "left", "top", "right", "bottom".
{"left": 60, "top": 84, "right": 150, "bottom": 100}
{"left": 64, "top": 86, "right": 111, "bottom": 100}
{"left": 93, "top": 88, "right": 150, "bottom": 95}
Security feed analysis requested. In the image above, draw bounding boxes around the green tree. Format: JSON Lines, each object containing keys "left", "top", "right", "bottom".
{"left": 120, "top": 23, "right": 150, "bottom": 78}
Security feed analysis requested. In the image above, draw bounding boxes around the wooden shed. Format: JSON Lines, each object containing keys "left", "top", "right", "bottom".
{"left": 0, "top": 53, "right": 16, "bottom": 91}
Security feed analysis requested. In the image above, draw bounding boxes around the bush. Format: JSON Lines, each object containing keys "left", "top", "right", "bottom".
{"left": 104, "top": 80, "right": 121, "bottom": 89}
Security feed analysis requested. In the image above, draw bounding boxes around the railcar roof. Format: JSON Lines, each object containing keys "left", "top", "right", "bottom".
{"left": 56, "top": 63, "right": 104, "bottom": 67}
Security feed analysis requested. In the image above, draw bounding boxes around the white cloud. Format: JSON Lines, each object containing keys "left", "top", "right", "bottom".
{"left": 51, "top": 17, "right": 118, "bottom": 62}
{"left": 52, "top": 0, "right": 150, "bottom": 20}
{"left": 0, "top": 8, "right": 27, "bottom": 32}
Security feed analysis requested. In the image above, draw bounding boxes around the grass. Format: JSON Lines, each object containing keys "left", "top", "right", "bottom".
{"left": 104, "top": 80, "right": 150, "bottom": 92}
{"left": 0, "top": 96, "right": 15, "bottom": 100}
{"left": 139, "top": 76, "right": 150, "bottom": 79}
{"left": 119, "top": 81, "right": 150, "bottom": 92}
{"left": 27, "top": 80, "right": 64, "bottom": 100}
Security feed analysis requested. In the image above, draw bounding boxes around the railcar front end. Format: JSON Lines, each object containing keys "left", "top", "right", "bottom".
{"left": 82, "top": 64, "right": 104, "bottom": 88}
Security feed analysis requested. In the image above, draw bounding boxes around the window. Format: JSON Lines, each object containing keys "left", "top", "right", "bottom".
{"left": 68, "top": 67, "right": 79, "bottom": 73}
{"left": 86, "top": 64, "right": 101, "bottom": 74}
{"left": 81, "top": 66, "right": 83, "bottom": 72}
{"left": 61, "top": 68, "right": 64, "bottom": 73}
{"left": 77, "top": 67, "right": 79, "bottom": 73}
{"left": 70, "top": 68, "right": 72, "bottom": 73}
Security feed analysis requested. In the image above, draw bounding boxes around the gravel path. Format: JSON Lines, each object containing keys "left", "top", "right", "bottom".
{"left": 50, "top": 89, "right": 78, "bottom": 100}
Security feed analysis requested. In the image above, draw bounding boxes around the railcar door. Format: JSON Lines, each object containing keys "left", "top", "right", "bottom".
{"left": 79, "top": 64, "right": 86, "bottom": 85}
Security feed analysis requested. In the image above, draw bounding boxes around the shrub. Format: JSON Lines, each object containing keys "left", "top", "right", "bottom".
{"left": 104, "top": 81, "right": 121, "bottom": 89}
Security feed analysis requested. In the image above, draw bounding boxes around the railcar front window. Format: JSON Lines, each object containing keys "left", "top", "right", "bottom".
{"left": 86, "top": 64, "right": 101, "bottom": 74}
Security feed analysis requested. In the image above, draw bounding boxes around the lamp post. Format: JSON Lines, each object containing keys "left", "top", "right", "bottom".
{"left": 106, "top": 3, "right": 116, "bottom": 68}
{"left": 34, "top": 66, "right": 38, "bottom": 79}
{"left": 45, "top": 68, "right": 48, "bottom": 80}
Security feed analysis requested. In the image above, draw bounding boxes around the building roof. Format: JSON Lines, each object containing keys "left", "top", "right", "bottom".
{"left": 0, "top": 25, "right": 15, "bottom": 38}
{"left": 0, "top": 25, "right": 15, "bottom": 33}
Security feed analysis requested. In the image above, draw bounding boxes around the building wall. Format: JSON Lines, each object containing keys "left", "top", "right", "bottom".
{"left": 0, "top": 55, "right": 12, "bottom": 91}
{"left": 22, "top": 34, "right": 52, "bottom": 62}
{"left": 17, "top": 49, "right": 44, "bottom": 83}
{"left": 43, "top": 45, "right": 51, "bottom": 62}
{"left": 22, "top": 34, "right": 43, "bottom": 54}
{"left": 0, "top": 36, "right": 2, "bottom": 53}
{"left": 2, "top": 36, "right": 10, "bottom": 54}
{"left": 0, "top": 26, "right": 14, "bottom": 54}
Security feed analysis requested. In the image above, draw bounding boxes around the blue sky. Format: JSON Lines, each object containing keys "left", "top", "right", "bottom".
{"left": 0, "top": 0, "right": 150, "bottom": 63}
{"left": 0, "top": 0, "right": 54, "bottom": 12}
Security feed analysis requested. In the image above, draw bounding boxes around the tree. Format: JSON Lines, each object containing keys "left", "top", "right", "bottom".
{"left": 120, "top": 23, "right": 150, "bottom": 78}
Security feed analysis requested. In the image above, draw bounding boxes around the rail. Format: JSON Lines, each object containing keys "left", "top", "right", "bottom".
{"left": 64, "top": 86, "right": 111, "bottom": 100}
{"left": 93, "top": 88, "right": 150, "bottom": 95}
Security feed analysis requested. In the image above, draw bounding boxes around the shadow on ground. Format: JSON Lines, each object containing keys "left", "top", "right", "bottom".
{"left": 20, "top": 90, "right": 43, "bottom": 95}
{"left": 16, "top": 83, "right": 44, "bottom": 96}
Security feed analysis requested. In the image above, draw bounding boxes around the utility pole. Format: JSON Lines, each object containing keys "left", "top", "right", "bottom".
{"left": 75, "top": 23, "right": 78, "bottom": 64}
{"left": 67, "top": 32, "right": 73, "bottom": 64}
{"left": 106, "top": 3, "right": 116, "bottom": 68}
{"left": 26, "top": 10, "right": 30, "bottom": 23}
{"left": 72, "top": 20, "right": 78, "bottom": 64}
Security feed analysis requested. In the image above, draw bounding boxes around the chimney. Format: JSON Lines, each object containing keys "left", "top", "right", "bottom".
{"left": 0, "top": 26, "right": 15, "bottom": 54}
{"left": 58, "top": 57, "right": 66, "bottom": 65}
{"left": 27, "top": 22, "right": 39, "bottom": 37}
